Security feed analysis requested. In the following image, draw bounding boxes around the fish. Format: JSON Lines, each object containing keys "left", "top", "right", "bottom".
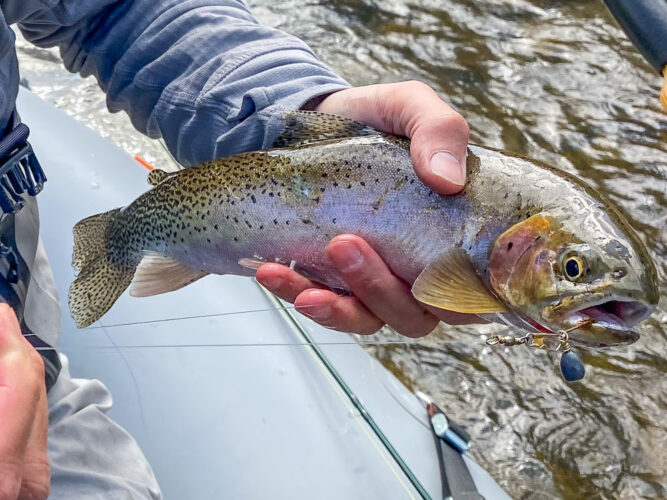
{"left": 68, "top": 111, "right": 660, "bottom": 349}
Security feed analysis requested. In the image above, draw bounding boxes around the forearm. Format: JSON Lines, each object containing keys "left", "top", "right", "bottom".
{"left": 13, "top": 0, "right": 349, "bottom": 164}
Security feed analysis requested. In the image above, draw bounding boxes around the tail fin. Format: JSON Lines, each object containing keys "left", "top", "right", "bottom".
{"left": 69, "top": 209, "right": 137, "bottom": 328}
{"left": 72, "top": 209, "right": 121, "bottom": 272}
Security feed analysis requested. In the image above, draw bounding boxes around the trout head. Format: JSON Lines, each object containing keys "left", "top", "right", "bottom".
{"left": 488, "top": 213, "right": 659, "bottom": 347}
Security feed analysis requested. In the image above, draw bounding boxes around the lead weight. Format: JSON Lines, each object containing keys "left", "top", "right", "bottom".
{"left": 560, "top": 349, "right": 585, "bottom": 381}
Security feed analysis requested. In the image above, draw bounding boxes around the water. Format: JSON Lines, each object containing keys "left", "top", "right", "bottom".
{"left": 14, "top": 1, "right": 666, "bottom": 498}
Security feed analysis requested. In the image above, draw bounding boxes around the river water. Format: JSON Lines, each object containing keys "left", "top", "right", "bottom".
{"left": 14, "top": 1, "right": 666, "bottom": 498}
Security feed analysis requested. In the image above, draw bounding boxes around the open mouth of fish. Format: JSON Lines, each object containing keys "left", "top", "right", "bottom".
{"left": 562, "top": 299, "right": 654, "bottom": 346}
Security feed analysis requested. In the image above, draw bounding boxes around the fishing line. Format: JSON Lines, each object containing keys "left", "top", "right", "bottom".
{"left": 31, "top": 339, "right": 476, "bottom": 352}
{"left": 100, "top": 323, "right": 149, "bottom": 435}
{"left": 78, "top": 303, "right": 326, "bottom": 329}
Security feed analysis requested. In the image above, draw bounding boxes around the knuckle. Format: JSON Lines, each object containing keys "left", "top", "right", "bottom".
{"left": 19, "top": 475, "right": 50, "bottom": 500}
{"left": 357, "top": 275, "right": 387, "bottom": 296}
{"left": 400, "top": 80, "right": 434, "bottom": 95}
{"left": 0, "top": 463, "right": 22, "bottom": 499}
{"left": 445, "top": 112, "right": 470, "bottom": 137}
{"left": 21, "top": 455, "right": 50, "bottom": 500}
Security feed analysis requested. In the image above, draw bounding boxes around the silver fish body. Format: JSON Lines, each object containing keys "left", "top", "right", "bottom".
{"left": 69, "top": 112, "right": 659, "bottom": 346}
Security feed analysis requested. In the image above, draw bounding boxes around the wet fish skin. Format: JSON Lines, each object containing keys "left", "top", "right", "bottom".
{"left": 69, "top": 112, "right": 659, "bottom": 345}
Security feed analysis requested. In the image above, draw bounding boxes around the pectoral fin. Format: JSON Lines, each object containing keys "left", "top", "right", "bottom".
{"left": 130, "top": 252, "right": 208, "bottom": 297}
{"left": 411, "top": 249, "right": 508, "bottom": 313}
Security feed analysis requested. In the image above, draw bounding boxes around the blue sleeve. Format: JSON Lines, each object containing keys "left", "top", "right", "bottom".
{"left": 6, "top": 0, "right": 350, "bottom": 165}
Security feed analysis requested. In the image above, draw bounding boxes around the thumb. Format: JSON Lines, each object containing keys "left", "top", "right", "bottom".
{"left": 407, "top": 110, "right": 469, "bottom": 195}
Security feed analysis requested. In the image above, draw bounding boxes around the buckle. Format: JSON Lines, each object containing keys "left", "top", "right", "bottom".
{"left": 0, "top": 123, "right": 47, "bottom": 215}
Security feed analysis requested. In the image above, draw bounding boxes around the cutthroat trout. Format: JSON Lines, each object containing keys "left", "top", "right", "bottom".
{"left": 69, "top": 111, "right": 659, "bottom": 350}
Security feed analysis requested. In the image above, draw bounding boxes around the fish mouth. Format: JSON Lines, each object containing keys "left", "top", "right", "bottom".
{"left": 561, "top": 298, "right": 654, "bottom": 347}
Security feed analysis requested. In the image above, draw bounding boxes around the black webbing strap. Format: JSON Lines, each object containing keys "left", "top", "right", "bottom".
{"left": 0, "top": 118, "right": 59, "bottom": 390}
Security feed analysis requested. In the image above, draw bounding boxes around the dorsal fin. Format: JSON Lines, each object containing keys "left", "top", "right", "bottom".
{"left": 272, "top": 111, "right": 380, "bottom": 148}
{"left": 147, "top": 169, "right": 175, "bottom": 186}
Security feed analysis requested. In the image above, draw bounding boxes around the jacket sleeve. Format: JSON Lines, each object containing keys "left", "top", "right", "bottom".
{"left": 6, "top": 0, "right": 349, "bottom": 165}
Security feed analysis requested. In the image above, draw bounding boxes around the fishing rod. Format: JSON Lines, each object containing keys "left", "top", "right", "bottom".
{"left": 602, "top": 0, "right": 667, "bottom": 111}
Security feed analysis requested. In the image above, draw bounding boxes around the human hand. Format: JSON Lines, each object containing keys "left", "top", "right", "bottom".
{"left": 257, "top": 81, "right": 484, "bottom": 337}
{"left": 0, "top": 304, "right": 49, "bottom": 500}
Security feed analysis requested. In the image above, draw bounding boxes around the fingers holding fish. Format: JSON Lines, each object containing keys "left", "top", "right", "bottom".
{"left": 325, "top": 235, "right": 440, "bottom": 338}
{"left": 294, "top": 289, "right": 384, "bottom": 335}
{"left": 255, "top": 263, "right": 324, "bottom": 303}
{"left": 314, "top": 81, "right": 469, "bottom": 194}
{"left": 255, "top": 262, "right": 384, "bottom": 335}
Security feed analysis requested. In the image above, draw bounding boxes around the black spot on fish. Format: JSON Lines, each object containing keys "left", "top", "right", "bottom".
{"left": 273, "top": 219, "right": 278, "bottom": 225}
{"left": 503, "top": 193, "right": 508, "bottom": 199}
{"left": 507, "top": 242, "right": 513, "bottom": 251}
{"left": 251, "top": 195, "right": 257, "bottom": 203}
{"left": 301, "top": 219, "right": 311, "bottom": 224}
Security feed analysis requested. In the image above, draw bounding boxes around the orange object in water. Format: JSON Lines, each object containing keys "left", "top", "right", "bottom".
{"left": 134, "top": 155, "right": 155, "bottom": 171}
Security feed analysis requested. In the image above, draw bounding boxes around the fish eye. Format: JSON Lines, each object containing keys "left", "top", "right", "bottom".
{"left": 564, "top": 256, "right": 584, "bottom": 281}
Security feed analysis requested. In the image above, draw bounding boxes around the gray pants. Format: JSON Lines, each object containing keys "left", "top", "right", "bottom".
{"left": 47, "top": 354, "right": 162, "bottom": 499}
